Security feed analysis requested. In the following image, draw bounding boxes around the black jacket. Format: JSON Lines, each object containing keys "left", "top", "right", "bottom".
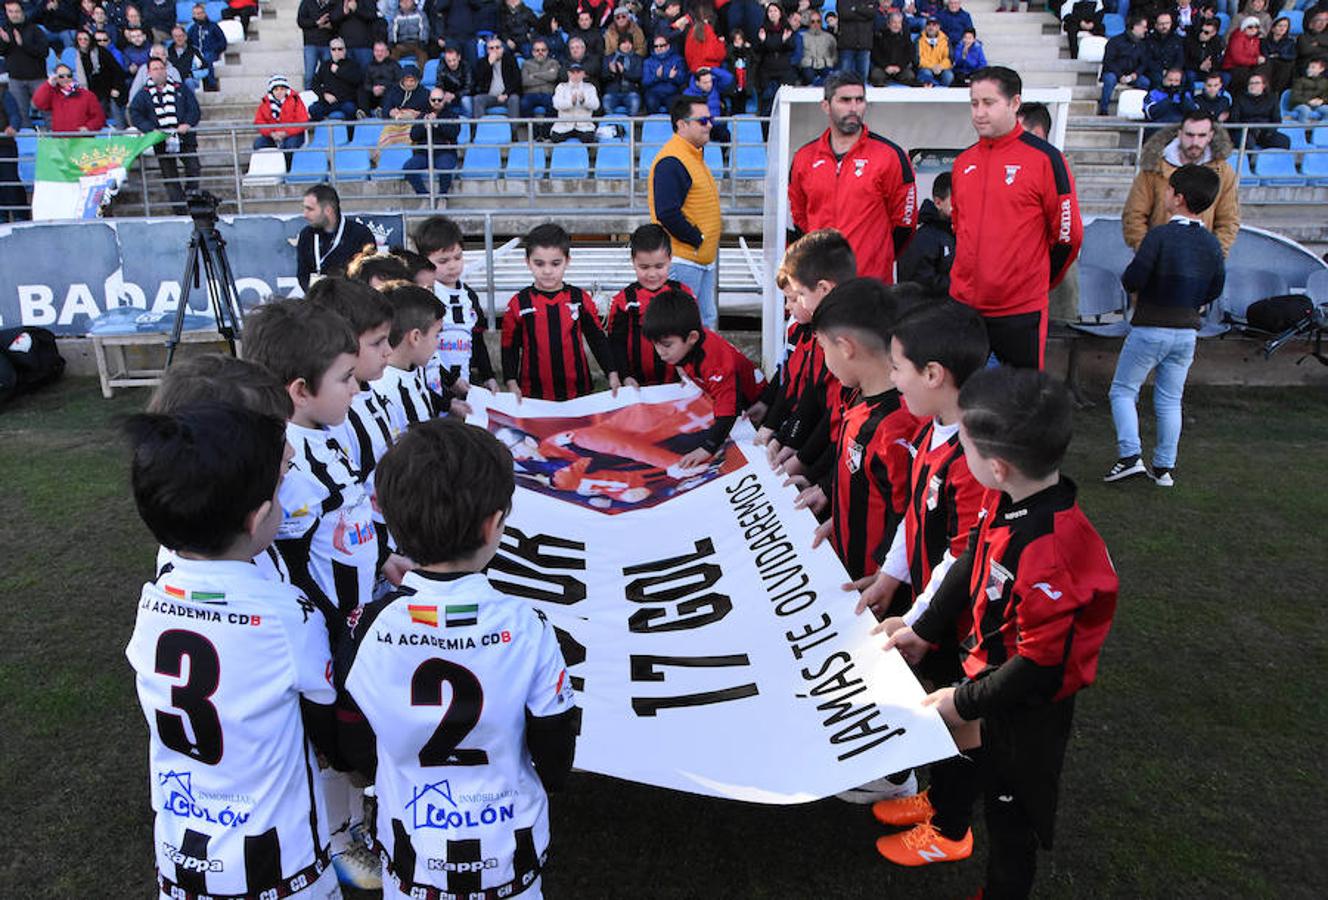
{"left": 1231, "top": 90, "right": 1282, "bottom": 141}
{"left": 332, "top": 1, "right": 377, "bottom": 48}
{"left": 410, "top": 114, "right": 461, "bottom": 148}
{"left": 297, "top": 0, "right": 337, "bottom": 47}
{"left": 383, "top": 82, "right": 430, "bottom": 115}
{"left": 1145, "top": 30, "right": 1185, "bottom": 80}
{"left": 296, "top": 214, "right": 377, "bottom": 289}
{"left": 872, "top": 28, "right": 916, "bottom": 71}
{"left": 0, "top": 18, "right": 50, "bottom": 81}
{"left": 80, "top": 46, "right": 128, "bottom": 102}
{"left": 837, "top": 0, "right": 877, "bottom": 52}
{"left": 1102, "top": 32, "right": 1147, "bottom": 77}
{"left": 313, "top": 56, "right": 363, "bottom": 101}
{"left": 434, "top": 58, "right": 473, "bottom": 96}
{"left": 895, "top": 199, "right": 954, "bottom": 297}
{"left": 1183, "top": 30, "right": 1224, "bottom": 73}
{"left": 472, "top": 52, "right": 522, "bottom": 95}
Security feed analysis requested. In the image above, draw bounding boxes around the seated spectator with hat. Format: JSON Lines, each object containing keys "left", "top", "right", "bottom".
{"left": 550, "top": 61, "right": 599, "bottom": 143}
{"left": 309, "top": 37, "right": 362, "bottom": 120}
{"left": 252, "top": 74, "right": 309, "bottom": 165}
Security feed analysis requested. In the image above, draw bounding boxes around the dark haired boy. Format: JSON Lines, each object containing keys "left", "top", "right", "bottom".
{"left": 371, "top": 283, "right": 451, "bottom": 429}
{"left": 147, "top": 354, "right": 296, "bottom": 585}
{"left": 501, "top": 222, "right": 612, "bottom": 401}
{"left": 606, "top": 222, "right": 698, "bottom": 392}
{"left": 1105, "top": 163, "right": 1225, "bottom": 488}
{"left": 414, "top": 215, "right": 498, "bottom": 396}
{"left": 124, "top": 404, "right": 341, "bottom": 899}
{"left": 1187, "top": 73, "right": 1232, "bottom": 122}
{"left": 895, "top": 171, "right": 955, "bottom": 297}
{"left": 336, "top": 418, "right": 577, "bottom": 899}
{"left": 879, "top": 367, "right": 1118, "bottom": 900}
{"left": 643, "top": 288, "right": 766, "bottom": 469}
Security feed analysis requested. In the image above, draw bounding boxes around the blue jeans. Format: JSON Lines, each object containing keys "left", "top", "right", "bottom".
{"left": 1293, "top": 104, "right": 1328, "bottom": 122}
{"left": 309, "top": 99, "right": 357, "bottom": 120}
{"left": 253, "top": 134, "right": 304, "bottom": 151}
{"left": 520, "top": 92, "right": 554, "bottom": 118}
{"left": 1099, "top": 71, "right": 1149, "bottom": 114}
{"left": 603, "top": 91, "right": 642, "bottom": 116}
{"left": 404, "top": 148, "right": 457, "bottom": 195}
{"left": 303, "top": 45, "right": 332, "bottom": 89}
{"left": 1109, "top": 326, "right": 1197, "bottom": 469}
{"left": 917, "top": 67, "right": 955, "bottom": 87}
{"left": 838, "top": 49, "right": 871, "bottom": 81}
{"left": 669, "top": 259, "right": 718, "bottom": 330}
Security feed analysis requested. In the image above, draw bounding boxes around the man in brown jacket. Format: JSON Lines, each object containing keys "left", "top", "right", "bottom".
{"left": 1122, "top": 111, "right": 1240, "bottom": 255}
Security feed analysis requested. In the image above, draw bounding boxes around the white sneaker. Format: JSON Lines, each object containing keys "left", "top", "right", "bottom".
{"left": 1152, "top": 467, "right": 1175, "bottom": 487}
{"left": 1103, "top": 455, "right": 1148, "bottom": 483}
{"left": 835, "top": 770, "right": 918, "bottom": 804}
{"left": 332, "top": 841, "right": 382, "bottom": 890}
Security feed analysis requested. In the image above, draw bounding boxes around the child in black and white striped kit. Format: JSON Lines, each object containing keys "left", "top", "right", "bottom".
{"left": 413, "top": 216, "right": 499, "bottom": 396}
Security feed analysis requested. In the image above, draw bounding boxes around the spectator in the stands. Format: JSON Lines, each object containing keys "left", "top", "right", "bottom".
{"left": 37, "top": 0, "right": 81, "bottom": 53}
{"left": 836, "top": 0, "right": 875, "bottom": 82}
{"left": 222, "top": 0, "right": 258, "bottom": 39}
{"left": 128, "top": 43, "right": 182, "bottom": 100}
{"left": 33, "top": 64, "right": 106, "bottom": 131}
{"left": 387, "top": 0, "right": 428, "bottom": 65}
{"left": 1289, "top": 56, "right": 1328, "bottom": 121}
{"left": 1187, "top": 70, "right": 1233, "bottom": 120}
{"left": 952, "top": 27, "right": 987, "bottom": 86}
{"left": 798, "top": 9, "right": 836, "bottom": 85}
{"left": 651, "top": 0, "right": 689, "bottom": 56}
{"left": 1184, "top": 16, "right": 1226, "bottom": 87}
{"left": 499, "top": 0, "right": 538, "bottom": 58}
{"left": 937, "top": 0, "right": 973, "bottom": 47}
{"left": 566, "top": 37, "right": 600, "bottom": 89}
{"left": 89, "top": 5, "right": 118, "bottom": 45}
{"left": 1099, "top": 15, "right": 1151, "bottom": 115}
{"left": 129, "top": 57, "right": 201, "bottom": 214}
{"left": 74, "top": 28, "right": 127, "bottom": 126}
{"left": 298, "top": 0, "right": 337, "bottom": 89}
{"left": 870, "top": 11, "right": 915, "bottom": 86}
{"left": 567, "top": 8, "right": 605, "bottom": 70}
{"left": 916, "top": 17, "right": 954, "bottom": 86}
{"left": 120, "top": 3, "right": 146, "bottom": 37}
{"left": 1145, "top": 11, "right": 1184, "bottom": 86}
{"left": 1231, "top": 70, "right": 1291, "bottom": 147}
{"left": 433, "top": 0, "right": 497, "bottom": 66}
{"left": 1231, "top": 0, "right": 1270, "bottom": 38}
{"left": 1261, "top": 16, "right": 1296, "bottom": 96}
{"left": 1062, "top": 1, "right": 1105, "bottom": 60}
{"left": 682, "top": 8, "right": 727, "bottom": 81}
{"left": 472, "top": 35, "right": 522, "bottom": 117}
{"left": 140, "top": 0, "right": 175, "bottom": 43}
{"left": 251, "top": 73, "right": 308, "bottom": 165}
{"left": 0, "top": 87, "right": 29, "bottom": 221}
{"left": 358, "top": 39, "right": 400, "bottom": 116}
{"left": 519, "top": 37, "right": 561, "bottom": 134}
{"left": 384, "top": 57, "right": 429, "bottom": 119}
{"left": 433, "top": 42, "right": 472, "bottom": 115}
{"left": 604, "top": 5, "right": 645, "bottom": 56}
{"left": 644, "top": 30, "right": 688, "bottom": 113}
{"left": 549, "top": 61, "right": 599, "bottom": 143}
{"left": 1223, "top": 16, "right": 1265, "bottom": 94}
{"left": 687, "top": 66, "right": 728, "bottom": 140}
{"left": 602, "top": 32, "right": 644, "bottom": 114}
{"left": 167, "top": 24, "right": 207, "bottom": 91}
{"left": 1299, "top": 11, "right": 1328, "bottom": 70}
{"left": 333, "top": 0, "right": 377, "bottom": 70}
{"left": 1145, "top": 67, "right": 1189, "bottom": 121}
{"left": 754, "top": 2, "right": 794, "bottom": 113}
{"left": 403, "top": 85, "right": 460, "bottom": 197}
{"left": 581, "top": 0, "right": 612, "bottom": 29}
{"left": 309, "top": 36, "right": 361, "bottom": 119}
{"left": 121, "top": 25, "right": 153, "bottom": 75}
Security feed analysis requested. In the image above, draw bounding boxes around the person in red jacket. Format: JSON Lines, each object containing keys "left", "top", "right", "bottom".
{"left": 1223, "top": 16, "right": 1265, "bottom": 95}
{"left": 252, "top": 74, "right": 309, "bottom": 167}
{"left": 32, "top": 65, "right": 106, "bottom": 133}
{"left": 788, "top": 71, "right": 917, "bottom": 284}
{"left": 949, "top": 66, "right": 1082, "bottom": 370}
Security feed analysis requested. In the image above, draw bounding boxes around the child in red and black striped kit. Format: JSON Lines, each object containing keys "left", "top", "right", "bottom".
{"left": 642, "top": 288, "right": 766, "bottom": 470}
{"left": 807, "top": 278, "right": 921, "bottom": 583}
{"left": 878, "top": 366, "right": 1118, "bottom": 900}
{"left": 606, "top": 223, "right": 697, "bottom": 392}
{"left": 501, "top": 223, "right": 612, "bottom": 401}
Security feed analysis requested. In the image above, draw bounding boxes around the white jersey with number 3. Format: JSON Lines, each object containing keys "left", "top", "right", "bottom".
{"left": 125, "top": 558, "right": 336, "bottom": 898}
{"left": 341, "top": 570, "right": 575, "bottom": 898}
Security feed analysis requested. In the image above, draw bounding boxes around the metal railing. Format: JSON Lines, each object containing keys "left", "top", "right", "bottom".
{"left": 0, "top": 115, "right": 773, "bottom": 220}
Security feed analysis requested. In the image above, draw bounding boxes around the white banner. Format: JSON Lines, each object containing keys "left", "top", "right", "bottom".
{"left": 467, "top": 384, "right": 956, "bottom": 804}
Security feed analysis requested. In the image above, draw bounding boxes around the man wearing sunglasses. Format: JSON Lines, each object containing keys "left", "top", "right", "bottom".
{"left": 32, "top": 64, "right": 106, "bottom": 133}
{"left": 648, "top": 94, "right": 722, "bottom": 328}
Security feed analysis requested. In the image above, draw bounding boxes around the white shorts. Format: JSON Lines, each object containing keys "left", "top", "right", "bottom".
{"left": 158, "top": 862, "right": 342, "bottom": 900}
{"left": 380, "top": 873, "right": 542, "bottom": 900}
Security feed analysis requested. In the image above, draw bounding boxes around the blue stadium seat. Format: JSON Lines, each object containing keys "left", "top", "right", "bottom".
{"left": 1252, "top": 149, "right": 1306, "bottom": 186}
{"left": 308, "top": 124, "right": 348, "bottom": 147}
{"left": 350, "top": 123, "right": 384, "bottom": 147}
{"left": 1069, "top": 265, "right": 1130, "bottom": 338}
{"left": 1313, "top": 127, "right": 1328, "bottom": 147}
{"left": 637, "top": 143, "right": 663, "bottom": 179}
{"left": 1102, "top": 14, "right": 1125, "bottom": 37}
{"left": 473, "top": 119, "right": 511, "bottom": 145}
{"left": 370, "top": 146, "right": 414, "bottom": 179}
{"left": 286, "top": 149, "right": 329, "bottom": 184}
{"left": 703, "top": 144, "right": 724, "bottom": 178}
{"left": 733, "top": 116, "right": 764, "bottom": 145}
{"left": 422, "top": 59, "right": 440, "bottom": 88}
{"left": 60, "top": 47, "right": 78, "bottom": 71}
{"left": 549, "top": 143, "right": 590, "bottom": 178}
{"left": 1280, "top": 89, "right": 1293, "bottom": 119}
{"left": 176, "top": 2, "right": 192, "bottom": 23}
{"left": 734, "top": 145, "right": 767, "bottom": 179}
{"left": 526, "top": 0, "right": 543, "bottom": 12}
{"left": 1216, "top": 13, "right": 1230, "bottom": 34}
{"left": 1300, "top": 149, "right": 1328, "bottom": 184}
{"left": 1227, "top": 151, "right": 1258, "bottom": 186}
{"left": 1284, "top": 10, "right": 1304, "bottom": 34}
{"left": 594, "top": 144, "right": 631, "bottom": 178}
{"left": 333, "top": 148, "right": 372, "bottom": 181}
{"left": 1278, "top": 127, "right": 1310, "bottom": 150}
{"left": 45, "top": 49, "right": 59, "bottom": 74}
{"left": 17, "top": 130, "right": 37, "bottom": 186}
{"left": 641, "top": 115, "right": 673, "bottom": 144}
{"left": 505, "top": 144, "right": 546, "bottom": 178}
{"left": 1220, "top": 267, "right": 1289, "bottom": 324}
{"left": 460, "top": 145, "right": 503, "bottom": 179}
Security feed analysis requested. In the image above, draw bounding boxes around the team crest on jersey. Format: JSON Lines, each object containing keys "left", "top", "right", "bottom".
{"left": 853, "top": 158, "right": 868, "bottom": 178}
{"left": 985, "top": 560, "right": 1014, "bottom": 602}
{"left": 846, "top": 440, "right": 864, "bottom": 474}
{"left": 925, "top": 475, "right": 942, "bottom": 511}
{"left": 1004, "top": 165, "right": 1022, "bottom": 185}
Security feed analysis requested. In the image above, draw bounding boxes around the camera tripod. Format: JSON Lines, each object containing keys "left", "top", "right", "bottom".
{"left": 166, "top": 208, "right": 244, "bottom": 366}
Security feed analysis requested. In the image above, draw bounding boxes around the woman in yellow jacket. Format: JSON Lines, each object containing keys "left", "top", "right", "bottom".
{"left": 916, "top": 19, "right": 954, "bottom": 87}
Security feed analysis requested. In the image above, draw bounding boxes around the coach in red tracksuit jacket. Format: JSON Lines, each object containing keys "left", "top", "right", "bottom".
{"left": 788, "top": 73, "right": 917, "bottom": 283}
{"left": 950, "top": 67, "right": 1082, "bottom": 369}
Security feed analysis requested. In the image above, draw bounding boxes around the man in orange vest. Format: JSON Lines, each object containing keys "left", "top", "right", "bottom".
{"left": 648, "top": 94, "right": 722, "bottom": 328}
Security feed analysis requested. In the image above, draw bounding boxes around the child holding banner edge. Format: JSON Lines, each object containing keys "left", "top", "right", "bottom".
{"left": 605, "top": 223, "right": 699, "bottom": 393}
{"left": 876, "top": 367, "right": 1119, "bottom": 899}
